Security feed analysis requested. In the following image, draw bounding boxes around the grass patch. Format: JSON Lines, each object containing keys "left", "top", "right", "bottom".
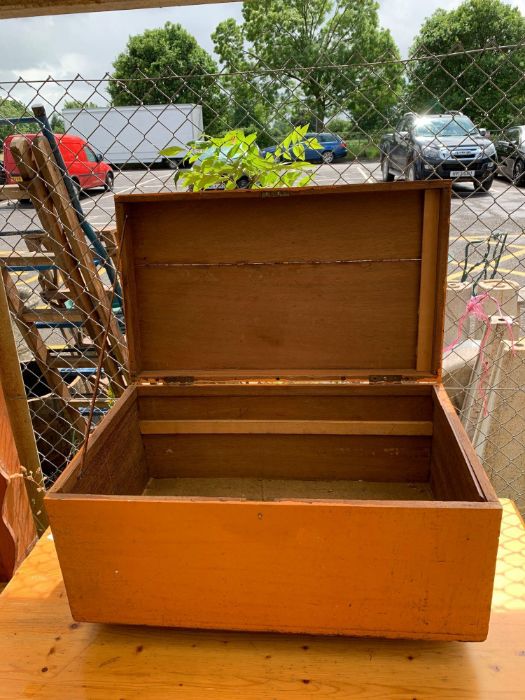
{"left": 344, "top": 139, "right": 380, "bottom": 161}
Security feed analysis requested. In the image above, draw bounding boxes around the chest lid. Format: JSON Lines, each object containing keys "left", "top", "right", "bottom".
{"left": 115, "top": 181, "right": 450, "bottom": 382}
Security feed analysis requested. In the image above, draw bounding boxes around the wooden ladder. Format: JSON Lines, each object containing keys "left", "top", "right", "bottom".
{"left": 0, "top": 135, "right": 128, "bottom": 433}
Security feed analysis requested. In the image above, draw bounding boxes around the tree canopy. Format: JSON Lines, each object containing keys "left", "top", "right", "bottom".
{"left": 63, "top": 99, "right": 99, "bottom": 110}
{"left": 213, "top": 0, "right": 403, "bottom": 136}
{"left": 108, "top": 22, "right": 228, "bottom": 131}
{"left": 0, "top": 98, "right": 33, "bottom": 144}
{"left": 407, "top": 0, "right": 525, "bottom": 130}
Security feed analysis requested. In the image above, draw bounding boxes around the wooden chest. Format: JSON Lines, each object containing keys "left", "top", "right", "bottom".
{"left": 45, "top": 182, "right": 502, "bottom": 641}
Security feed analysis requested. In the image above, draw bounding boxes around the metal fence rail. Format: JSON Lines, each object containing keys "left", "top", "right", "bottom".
{"left": 0, "top": 43, "right": 524, "bottom": 509}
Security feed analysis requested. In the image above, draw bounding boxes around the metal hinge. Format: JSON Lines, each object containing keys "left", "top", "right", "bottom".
{"left": 368, "top": 375, "right": 405, "bottom": 383}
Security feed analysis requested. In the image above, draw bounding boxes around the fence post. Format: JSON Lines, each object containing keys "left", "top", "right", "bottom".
{"left": 0, "top": 271, "right": 47, "bottom": 535}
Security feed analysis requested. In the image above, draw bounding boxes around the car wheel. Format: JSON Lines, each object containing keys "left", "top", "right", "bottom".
{"left": 321, "top": 150, "right": 335, "bottom": 164}
{"left": 236, "top": 175, "right": 251, "bottom": 189}
{"left": 405, "top": 162, "right": 419, "bottom": 181}
{"left": 512, "top": 159, "right": 525, "bottom": 186}
{"left": 104, "top": 171, "right": 115, "bottom": 192}
{"left": 70, "top": 178, "right": 81, "bottom": 200}
{"left": 165, "top": 158, "right": 181, "bottom": 170}
{"left": 475, "top": 175, "right": 494, "bottom": 192}
{"left": 381, "top": 157, "right": 394, "bottom": 182}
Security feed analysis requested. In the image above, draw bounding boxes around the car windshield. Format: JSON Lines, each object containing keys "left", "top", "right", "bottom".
{"left": 413, "top": 116, "right": 479, "bottom": 138}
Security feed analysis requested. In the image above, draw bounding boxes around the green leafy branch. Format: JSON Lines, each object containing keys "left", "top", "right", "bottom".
{"left": 160, "top": 126, "right": 321, "bottom": 192}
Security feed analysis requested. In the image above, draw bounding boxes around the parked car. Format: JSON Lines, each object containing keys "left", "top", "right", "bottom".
{"left": 184, "top": 143, "right": 255, "bottom": 190}
{"left": 494, "top": 126, "right": 525, "bottom": 185}
{"left": 261, "top": 132, "right": 347, "bottom": 164}
{"left": 3, "top": 133, "right": 114, "bottom": 194}
{"left": 380, "top": 112, "right": 497, "bottom": 191}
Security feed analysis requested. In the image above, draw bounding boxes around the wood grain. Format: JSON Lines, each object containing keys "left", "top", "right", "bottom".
{"left": 0, "top": 185, "right": 26, "bottom": 201}
{"left": 143, "top": 433, "right": 432, "bottom": 482}
{"left": 44, "top": 494, "right": 501, "bottom": 640}
{"left": 116, "top": 182, "right": 450, "bottom": 379}
{"left": 431, "top": 385, "right": 500, "bottom": 503}
{"left": 142, "top": 476, "right": 435, "bottom": 501}
{"left": 0, "top": 382, "right": 37, "bottom": 580}
{"left": 0, "top": 0, "right": 232, "bottom": 20}
{"left": 139, "top": 419, "right": 434, "bottom": 436}
{"left": 0, "top": 499, "right": 523, "bottom": 700}
{"left": 137, "top": 384, "right": 435, "bottom": 422}
{"left": 0, "top": 264, "right": 46, "bottom": 536}
{"left": 51, "top": 387, "right": 147, "bottom": 496}
{"left": 416, "top": 189, "right": 440, "bottom": 371}
{"left": 134, "top": 261, "right": 422, "bottom": 373}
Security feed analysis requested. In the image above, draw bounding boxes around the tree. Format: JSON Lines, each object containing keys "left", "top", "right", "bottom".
{"left": 63, "top": 99, "right": 99, "bottom": 110}
{"left": 407, "top": 0, "right": 525, "bottom": 130}
{"left": 50, "top": 115, "right": 65, "bottom": 133}
{"left": 213, "top": 1, "right": 403, "bottom": 135}
{"left": 108, "top": 22, "right": 228, "bottom": 132}
{"left": 212, "top": 19, "right": 275, "bottom": 144}
{"left": 0, "top": 98, "right": 32, "bottom": 144}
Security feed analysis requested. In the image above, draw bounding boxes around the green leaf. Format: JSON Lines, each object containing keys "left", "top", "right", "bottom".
{"left": 159, "top": 145, "right": 184, "bottom": 157}
{"left": 292, "top": 143, "right": 305, "bottom": 159}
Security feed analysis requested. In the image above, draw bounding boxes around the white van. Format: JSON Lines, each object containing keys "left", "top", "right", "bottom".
{"left": 61, "top": 104, "right": 204, "bottom": 166}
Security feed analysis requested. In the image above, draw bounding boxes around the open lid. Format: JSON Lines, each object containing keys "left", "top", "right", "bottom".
{"left": 115, "top": 181, "right": 450, "bottom": 382}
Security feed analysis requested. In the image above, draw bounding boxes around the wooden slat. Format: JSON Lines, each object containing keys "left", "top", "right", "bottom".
{"left": 139, "top": 419, "right": 433, "bottom": 436}
{"left": 416, "top": 188, "right": 441, "bottom": 371}
{"left": 1, "top": 268, "right": 86, "bottom": 436}
{"left": 0, "top": 1, "right": 230, "bottom": 20}
{"left": 0, "top": 272, "right": 46, "bottom": 536}
{"left": 432, "top": 188, "right": 452, "bottom": 374}
{"left": 49, "top": 355, "right": 98, "bottom": 368}
{"left": 21, "top": 307, "right": 83, "bottom": 323}
{"left": 137, "top": 387, "right": 435, "bottom": 422}
{"left": 0, "top": 185, "right": 26, "bottom": 201}
{"left": 0, "top": 275, "right": 40, "bottom": 575}
{"left": 0, "top": 251, "right": 56, "bottom": 268}
{"left": 144, "top": 434, "right": 432, "bottom": 483}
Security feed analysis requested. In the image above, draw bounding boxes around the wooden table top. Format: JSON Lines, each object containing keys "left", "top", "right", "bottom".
{"left": 1, "top": 499, "right": 524, "bottom": 699}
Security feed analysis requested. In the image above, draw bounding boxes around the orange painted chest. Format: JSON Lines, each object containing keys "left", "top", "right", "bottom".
{"left": 45, "top": 182, "right": 501, "bottom": 640}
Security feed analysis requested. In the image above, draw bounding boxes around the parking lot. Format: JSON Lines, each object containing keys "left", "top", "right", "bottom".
{"left": 2, "top": 160, "right": 525, "bottom": 288}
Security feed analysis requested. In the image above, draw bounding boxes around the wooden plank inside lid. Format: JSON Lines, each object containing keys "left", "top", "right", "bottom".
{"left": 115, "top": 182, "right": 450, "bottom": 380}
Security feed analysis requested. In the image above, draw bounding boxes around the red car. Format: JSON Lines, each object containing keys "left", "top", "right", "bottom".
{"left": 3, "top": 133, "right": 114, "bottom": 194}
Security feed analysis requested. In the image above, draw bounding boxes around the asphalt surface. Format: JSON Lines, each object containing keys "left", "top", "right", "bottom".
{"left": 2, "top": 160, "right": 525, "bottom": 288}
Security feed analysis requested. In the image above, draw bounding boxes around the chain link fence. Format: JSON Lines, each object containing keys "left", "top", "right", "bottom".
{"left": 1, "top": 42, "right": 524, "bottom": 511}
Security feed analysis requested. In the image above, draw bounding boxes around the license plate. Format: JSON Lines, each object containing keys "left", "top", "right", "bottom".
{"left": 450, "top": 170, "right": 475, "bottom": 178}
{"left": 11, "top": 176, "right": 22, "bottom": 183}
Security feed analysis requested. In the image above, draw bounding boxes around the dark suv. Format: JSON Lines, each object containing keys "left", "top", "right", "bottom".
{"left": 380, "top": 112, "right": 497, "bottom": 191}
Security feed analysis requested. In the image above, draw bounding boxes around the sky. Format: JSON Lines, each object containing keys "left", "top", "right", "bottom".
{"left": 0, "top": 0, "right": 524, "bottom": 108}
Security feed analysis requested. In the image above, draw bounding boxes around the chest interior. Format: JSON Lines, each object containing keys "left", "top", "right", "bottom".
{"left": 55, "top": 382, "right": 490, "bottom": 504}
{"left": 54, "top": 182, "right": 491, "bottom": 505}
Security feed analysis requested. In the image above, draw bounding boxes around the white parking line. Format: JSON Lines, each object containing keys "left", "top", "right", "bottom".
{"left": 114, "top": 175, "right": 162, "bottom": 195}
{"left": 356, "top": 164, "right": 376, "bottom": 183}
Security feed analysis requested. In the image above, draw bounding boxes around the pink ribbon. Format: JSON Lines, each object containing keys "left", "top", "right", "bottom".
{"left": 444, "top": 292, "right": 515, "bottom": 416}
